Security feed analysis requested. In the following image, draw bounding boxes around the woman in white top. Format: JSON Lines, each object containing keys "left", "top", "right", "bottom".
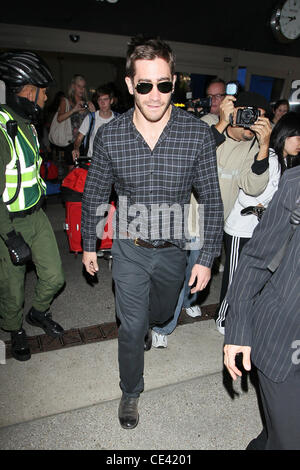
{"left": 57, "top": 74, "right": 95, "bottom": 171}
{"left": 216, "top": 111, "right": 300, "bottom": 334}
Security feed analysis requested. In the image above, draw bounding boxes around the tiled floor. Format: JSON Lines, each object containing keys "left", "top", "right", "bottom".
{"left": 4, "top": 304, "right": 218, "bottom": 358}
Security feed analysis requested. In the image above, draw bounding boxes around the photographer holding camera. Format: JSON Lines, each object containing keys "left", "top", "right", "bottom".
{"left": 186, "top": 78, "right": 226, "bottom": 125}
{"left": 56, "top": 74, "right": 95, "bottom": 171}
{"left": 201, "top": 77, "right": 226, "bottom": 125}
{"left": 214, "top": 90, "right": 272, "bottom": 220}
{"left": 213, "top": 90, "right": 272, "bottom": 333}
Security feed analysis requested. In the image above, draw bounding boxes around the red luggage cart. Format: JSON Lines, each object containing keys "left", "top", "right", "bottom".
{"left": 61, "top": 158, "right": 115, "bottom": 268}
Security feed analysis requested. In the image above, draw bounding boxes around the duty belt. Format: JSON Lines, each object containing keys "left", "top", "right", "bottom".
{"left": 9, "top": 196, "right": 45, "bottom": 220}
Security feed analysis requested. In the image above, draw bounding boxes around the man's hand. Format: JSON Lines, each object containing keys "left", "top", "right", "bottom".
{"left": 82, "top": 251, "right": 99, "bottom": 276}
{"left": 250, "top": 116, "right": 272, "bottom": 158}
{"left": 188, "top": 264, "right": 211, "bottom": 293}
{"left": 72, "top": 148, "right": 80, "bottom": 161}
{"left": 215, "top": 95, "right": 236, "bottom": 134}
{"left": 224, "top": 344, "right": 252, "bottom": 380}
{"left": 72, "top": 132, "right": 84, "bottom": 161}
{"left": 87, "top": 100, "right": 96, "bottom": 113}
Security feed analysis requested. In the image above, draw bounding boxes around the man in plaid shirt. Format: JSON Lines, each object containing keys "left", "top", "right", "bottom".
{"left": 82, "top": 36, "right": 223, "bottom": 429}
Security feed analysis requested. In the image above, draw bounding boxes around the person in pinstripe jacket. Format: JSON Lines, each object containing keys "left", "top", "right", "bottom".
{"left": 224, "top": 165, "right": 300, "bottom": 450}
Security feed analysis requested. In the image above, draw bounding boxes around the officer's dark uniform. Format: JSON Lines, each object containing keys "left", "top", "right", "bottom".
{"left": 0, "top": 51, "right": 65, "bottom": 361}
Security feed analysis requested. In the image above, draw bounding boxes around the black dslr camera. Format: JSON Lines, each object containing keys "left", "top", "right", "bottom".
{"left": 235, "top": 107, "right": 260, "bottom": 128}
{"left": 186, "top": 92, "right": 212, "bottom": 117}
{"left": 226, "top": 81, "right": 260, "bottom": 128}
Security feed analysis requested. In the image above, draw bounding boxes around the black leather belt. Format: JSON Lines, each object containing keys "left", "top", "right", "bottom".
{"left": 9, "top": 196, "right": 45, "bottom": 220}
{"left": 133, "top": 238, "right": 173, "bottom": 249}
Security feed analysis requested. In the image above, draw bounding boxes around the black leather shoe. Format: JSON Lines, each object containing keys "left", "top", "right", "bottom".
{"left": 11, "top": 328, "right": 31, "bottom": 361}
{"left": 144, "top": 328, "right": 152, "bottom": 351}
{"left": 118, "top": 396, "right": 139, "bottom": 429}
{"left": 26, "top": 308, "right": 64, "bottom": 338}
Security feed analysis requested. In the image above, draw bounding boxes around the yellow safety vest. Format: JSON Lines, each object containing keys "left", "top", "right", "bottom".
{"left": 0, "top": 108, "right": 46, "bottom": 212}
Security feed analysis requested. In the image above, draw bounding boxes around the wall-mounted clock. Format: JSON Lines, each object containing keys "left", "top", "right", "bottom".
{"left": 270, "top": 0, "right": 300, "bottom": 43}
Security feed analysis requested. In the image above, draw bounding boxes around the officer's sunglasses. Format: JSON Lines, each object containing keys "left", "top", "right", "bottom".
{"left": 135, "top": 81, "right": 173, "bottom": 95}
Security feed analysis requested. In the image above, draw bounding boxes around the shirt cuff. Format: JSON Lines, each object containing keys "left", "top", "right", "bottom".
{"left": 251, "top": 153, "right": 269, "bottom": 175}
{"left": 211, "top": 126, "right": 226, "bottom": 147}
{"left": 195, "top": 251, "right": 214, "bottom": 268}
{"left": 82, "top": 238, "right": 97, "bottom": 252}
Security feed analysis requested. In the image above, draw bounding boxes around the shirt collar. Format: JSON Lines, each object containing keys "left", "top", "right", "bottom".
{"left": 128, "top": 103, "right": 178, "bottom": 141}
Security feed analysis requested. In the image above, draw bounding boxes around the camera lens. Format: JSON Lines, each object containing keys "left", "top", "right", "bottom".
{"left": 241, "top": 109, "right": 254, "bottom": 124}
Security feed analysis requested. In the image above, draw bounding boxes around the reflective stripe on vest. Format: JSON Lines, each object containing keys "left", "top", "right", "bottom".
{"left": 0, "top": 110, "right": 46, "bottom": 212}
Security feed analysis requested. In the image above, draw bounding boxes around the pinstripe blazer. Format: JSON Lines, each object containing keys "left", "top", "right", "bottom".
{"left": 225, "top": 166, "right": 300, "bottom": 382}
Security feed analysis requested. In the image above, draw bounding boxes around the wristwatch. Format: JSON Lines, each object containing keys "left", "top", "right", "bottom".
{"left": 270, "top": 0, "right": 300, "bottom": 43}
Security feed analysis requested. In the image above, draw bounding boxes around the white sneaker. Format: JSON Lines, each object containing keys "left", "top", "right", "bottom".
{"left": 216, "top": 324, "right": 225, "bottom": 335}
{"left": 219, "top": 263, "right": 224, "bottom": 273}
{"left": 185, "top": 306, "right": 202, "bottom": 318}
{"left": 152, "top": 331, "right": 168, "bottom": 348}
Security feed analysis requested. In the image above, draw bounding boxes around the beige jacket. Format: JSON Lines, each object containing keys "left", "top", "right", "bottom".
{"left": 217, "top": 135, "right": 269, "bottom": 220}
{"left": 188, "top": 192, "right": 200, "bottom": 237}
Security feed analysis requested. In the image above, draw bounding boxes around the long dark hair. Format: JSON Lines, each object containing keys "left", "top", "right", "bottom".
{"left": 270, "top": 111, "right": 300, "bottom": 174}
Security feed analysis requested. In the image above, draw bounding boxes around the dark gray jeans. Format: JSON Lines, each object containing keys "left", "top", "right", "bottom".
{"left": 111, "top": 238, "right": 187, "bottom": 397}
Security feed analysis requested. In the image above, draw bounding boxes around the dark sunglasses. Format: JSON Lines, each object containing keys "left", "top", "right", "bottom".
{"left": 135, "top": 81, "right": 173, "bottom": 95}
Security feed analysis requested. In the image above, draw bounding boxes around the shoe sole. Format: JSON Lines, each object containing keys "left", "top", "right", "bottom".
{"left": 25, "top": 315, "right": 64, "bottom": 338}
{"left": 185, "top": 309, "right": 202, "bottom": 318}
{"left": 152, "top": 343, "right": 167, "bottom": 348}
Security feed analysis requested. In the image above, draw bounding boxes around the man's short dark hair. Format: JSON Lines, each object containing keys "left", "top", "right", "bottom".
{"left": 235, "top": 91, "right": 270, "bottom": 114}
{"left": 126, "top": 35, "right": 175, "bottom": 79}
{"left": 95, "top": 85, "right": 113, "bottom": 100}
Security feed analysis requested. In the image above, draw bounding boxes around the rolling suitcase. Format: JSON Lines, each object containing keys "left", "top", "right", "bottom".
{"left": 64, "top": 200, "right": 115, "bottom": 255}
{"left": 64, "top": 201, "right": 82, "bottom": 253}
{"left": 62, "top": 158, "right": 116, "bottom": 263}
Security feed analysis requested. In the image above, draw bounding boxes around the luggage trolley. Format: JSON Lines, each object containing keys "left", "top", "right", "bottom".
{"left": 61, "top": 157, "right": 115, "bottom": 269}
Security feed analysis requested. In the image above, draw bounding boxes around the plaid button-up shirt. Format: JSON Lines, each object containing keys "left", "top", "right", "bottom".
{"left": 82, "top": 105, "right": 223, "bottom": 267}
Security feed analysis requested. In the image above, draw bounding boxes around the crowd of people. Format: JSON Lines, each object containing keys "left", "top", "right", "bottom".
{"left": 0, "top": 36, "right": 299, "bottom": 450}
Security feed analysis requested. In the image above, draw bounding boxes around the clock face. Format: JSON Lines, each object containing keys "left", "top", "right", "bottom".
{"left": 279, "top": 0, "right": 300, "bottom": 40}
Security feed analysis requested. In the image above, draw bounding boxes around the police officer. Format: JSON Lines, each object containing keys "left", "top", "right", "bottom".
{"left": 0, "top": 51, "right": 65, "bottom": 361}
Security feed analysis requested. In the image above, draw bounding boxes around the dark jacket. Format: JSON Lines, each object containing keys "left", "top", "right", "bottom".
{"left": 225, "top": 166, "right": 300, "bottom": 382}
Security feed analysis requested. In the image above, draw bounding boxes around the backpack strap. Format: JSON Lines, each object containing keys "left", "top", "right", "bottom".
{"left": 83, "top": 112, "right": 95, "bottom": 156}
